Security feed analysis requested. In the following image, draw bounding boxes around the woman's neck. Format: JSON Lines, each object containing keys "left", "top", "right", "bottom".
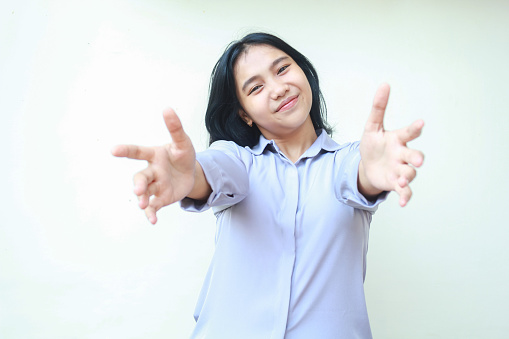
{"left": 263, "top": 117, "right": 318, "bottom": 163}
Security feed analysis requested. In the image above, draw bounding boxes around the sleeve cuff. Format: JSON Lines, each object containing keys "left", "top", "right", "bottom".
{"left": 335, "top": 144, "right": 388, "bottom": 214}
{"left": 180, "top": 148, "right": 249, "bottom": 213}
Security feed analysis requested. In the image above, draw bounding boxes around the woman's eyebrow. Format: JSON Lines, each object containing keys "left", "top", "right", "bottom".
{"left": 242, "top": 75, "right": 260, "bottom": 93}
{"left": 241, "top": 56, "right": 290, "bottom": 92}
{"left": 271, "top": 56, "right": 289, "bottom": 68}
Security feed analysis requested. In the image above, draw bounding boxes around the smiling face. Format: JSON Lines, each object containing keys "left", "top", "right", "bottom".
{"left": 234, "top": 44, "right": 314, "bottom": 141}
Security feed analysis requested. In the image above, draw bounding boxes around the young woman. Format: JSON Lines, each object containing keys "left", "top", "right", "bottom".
{"left": 112, "top": 33, "right": 424, "bottom": 339}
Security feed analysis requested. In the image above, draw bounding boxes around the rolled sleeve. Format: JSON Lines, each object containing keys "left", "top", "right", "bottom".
{"left": 335, "top": 142, "right": 388, "bottom": 213}
{"left": 180, "top": 142, "right": 249, "bottom": 213}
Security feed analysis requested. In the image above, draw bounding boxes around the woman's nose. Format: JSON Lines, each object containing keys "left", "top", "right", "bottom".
{"left": 270, "top": 80, "right": 289, "bottom": 100}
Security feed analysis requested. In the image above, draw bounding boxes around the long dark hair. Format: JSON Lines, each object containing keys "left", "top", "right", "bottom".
{"left": 205, "top": 32, "right": 333, "bottom": 147}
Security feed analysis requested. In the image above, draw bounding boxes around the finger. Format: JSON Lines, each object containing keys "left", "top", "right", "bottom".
{"left": 399, "top": 147, "right": 425, "bottom": 168}
{"left": 149, "top": 195, "right": 166, "bottom": 212}
{"left": 398, "top": 119, "right": 424, "bottom": 144}
{"left": 139, "top": 182, "right": 161, "bottom": 209}
{"left": 133, "top": 168, "right": 155, "bottom": 195}
{"left": 138, "top": 181, "right": 160, "bottom": 210}
{"left": 145, "top": 181, "right": 160, "bottom": 197}
{"left": 398, "top": 165, "right": 417, "bottom": 187}
{"left": 111, "top": 144, "right": 155, "bottom": 161}
{"left": 144, "top": 206, "right": 157, "bottom": 225}
{"left": 395, "top": 183, "right": 413, "bottom": 207}
{"left": 145, "top": 196, "right": 166, "bottom": 224}
{"left": 365, "top": 83, "right": 391, "bottom": 133}
{"left": 163, "top": 108, "right": 190, "bottom": 146}
{"left": 138, "top": 193, "right": 150, "bottom": 210}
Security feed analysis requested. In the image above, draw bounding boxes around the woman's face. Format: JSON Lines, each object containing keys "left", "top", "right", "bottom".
{"left": 234, "top": 44, "right": 314, "bottom": 140}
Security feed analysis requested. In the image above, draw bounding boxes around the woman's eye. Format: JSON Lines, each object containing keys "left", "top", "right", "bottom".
{"left": 277, "top": 65, "right": 289, "bottom": 75}
{"left": 248, "top": 85, "right": 262, "bottom": 95}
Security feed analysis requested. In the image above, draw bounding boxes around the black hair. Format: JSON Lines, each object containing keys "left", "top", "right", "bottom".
{"left": 205, "top": 32, "right": 333, "bottom": 147}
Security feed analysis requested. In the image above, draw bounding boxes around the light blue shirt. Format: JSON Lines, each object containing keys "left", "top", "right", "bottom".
{"left": 181, "top": 130, "right": 387, "bottom": 339}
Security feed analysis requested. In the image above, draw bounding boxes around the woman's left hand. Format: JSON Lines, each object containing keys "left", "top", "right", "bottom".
{"left": 358, "top": 83, "right": 425, "bottom": 207}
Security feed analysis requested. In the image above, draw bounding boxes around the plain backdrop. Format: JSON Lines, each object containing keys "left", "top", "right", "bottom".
{"left": 1, "top": 0, "right": 508, "bottom": 338}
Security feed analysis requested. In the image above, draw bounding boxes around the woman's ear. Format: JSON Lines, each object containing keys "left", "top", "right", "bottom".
{"left": 238, "top": 109, "right": 253, "bottom": 127}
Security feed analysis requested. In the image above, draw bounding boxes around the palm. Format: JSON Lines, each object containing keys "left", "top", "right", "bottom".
{"left": 112, "top": 108, "right": 196, "bottom": 223}
{"left": 359, "top": 84, "right": 424, "bottom": 206}
{"left": 361, "top": 127, "right": 399, "bottom": 191}
{"left": 149, "top": 141, "right": 195, "bottom": 205}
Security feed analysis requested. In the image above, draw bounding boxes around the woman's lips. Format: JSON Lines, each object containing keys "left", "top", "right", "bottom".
{"left": 276, "top": 95, "right": 298, "bottom": 112}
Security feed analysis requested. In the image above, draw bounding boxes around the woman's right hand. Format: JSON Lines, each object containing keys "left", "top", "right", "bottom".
{"left": 111, "top": 108, "right": 197, "bottom": 224}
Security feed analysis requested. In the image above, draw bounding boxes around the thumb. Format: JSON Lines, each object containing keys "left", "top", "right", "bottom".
{"left": 365, "top": 83, "right": 390, "bottom": 133}
{"left": 162, "top": 108, "right": 189, "bottom": 146}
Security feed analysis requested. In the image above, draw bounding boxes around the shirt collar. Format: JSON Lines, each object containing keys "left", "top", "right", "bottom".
{"left": 246, "top": 129, "right": 342, "bottom": 158}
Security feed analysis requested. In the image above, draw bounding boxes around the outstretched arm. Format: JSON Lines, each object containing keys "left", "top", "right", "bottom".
{"left": 111, "top": 108, "right": 212, "bottom": 224}
{"left": 358, "top": 83, "right": 425, "bottom": 207}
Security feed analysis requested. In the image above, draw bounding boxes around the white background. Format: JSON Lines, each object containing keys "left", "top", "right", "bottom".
{"left": 1, "top": 0, "right": 508, "bottom": 338}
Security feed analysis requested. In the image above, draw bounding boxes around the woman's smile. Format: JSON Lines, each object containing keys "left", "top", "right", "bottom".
{"left": 276, "top": 95, "right": 299, "bottom": 112}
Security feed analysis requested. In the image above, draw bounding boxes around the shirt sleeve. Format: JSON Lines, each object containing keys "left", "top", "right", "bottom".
{"left": 180, "top": 140, "right": 249, "bottom": 213}
{"left": 334, "top": 141, "right": 388, "bottom": 213}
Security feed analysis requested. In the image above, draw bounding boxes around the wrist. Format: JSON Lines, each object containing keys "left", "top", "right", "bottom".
{"left": 358, "top": 160, "right": 383, "bottom": 199}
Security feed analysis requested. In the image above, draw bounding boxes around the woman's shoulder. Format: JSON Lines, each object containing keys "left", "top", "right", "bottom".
{"left": 209, "top": 139, "right": 243, "bottom": 152}
{"left": 205, "top": 139, "right": 254, "bottom": 164}
{"left": 316, "top": 130, "right": 360, "bottom": 155}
